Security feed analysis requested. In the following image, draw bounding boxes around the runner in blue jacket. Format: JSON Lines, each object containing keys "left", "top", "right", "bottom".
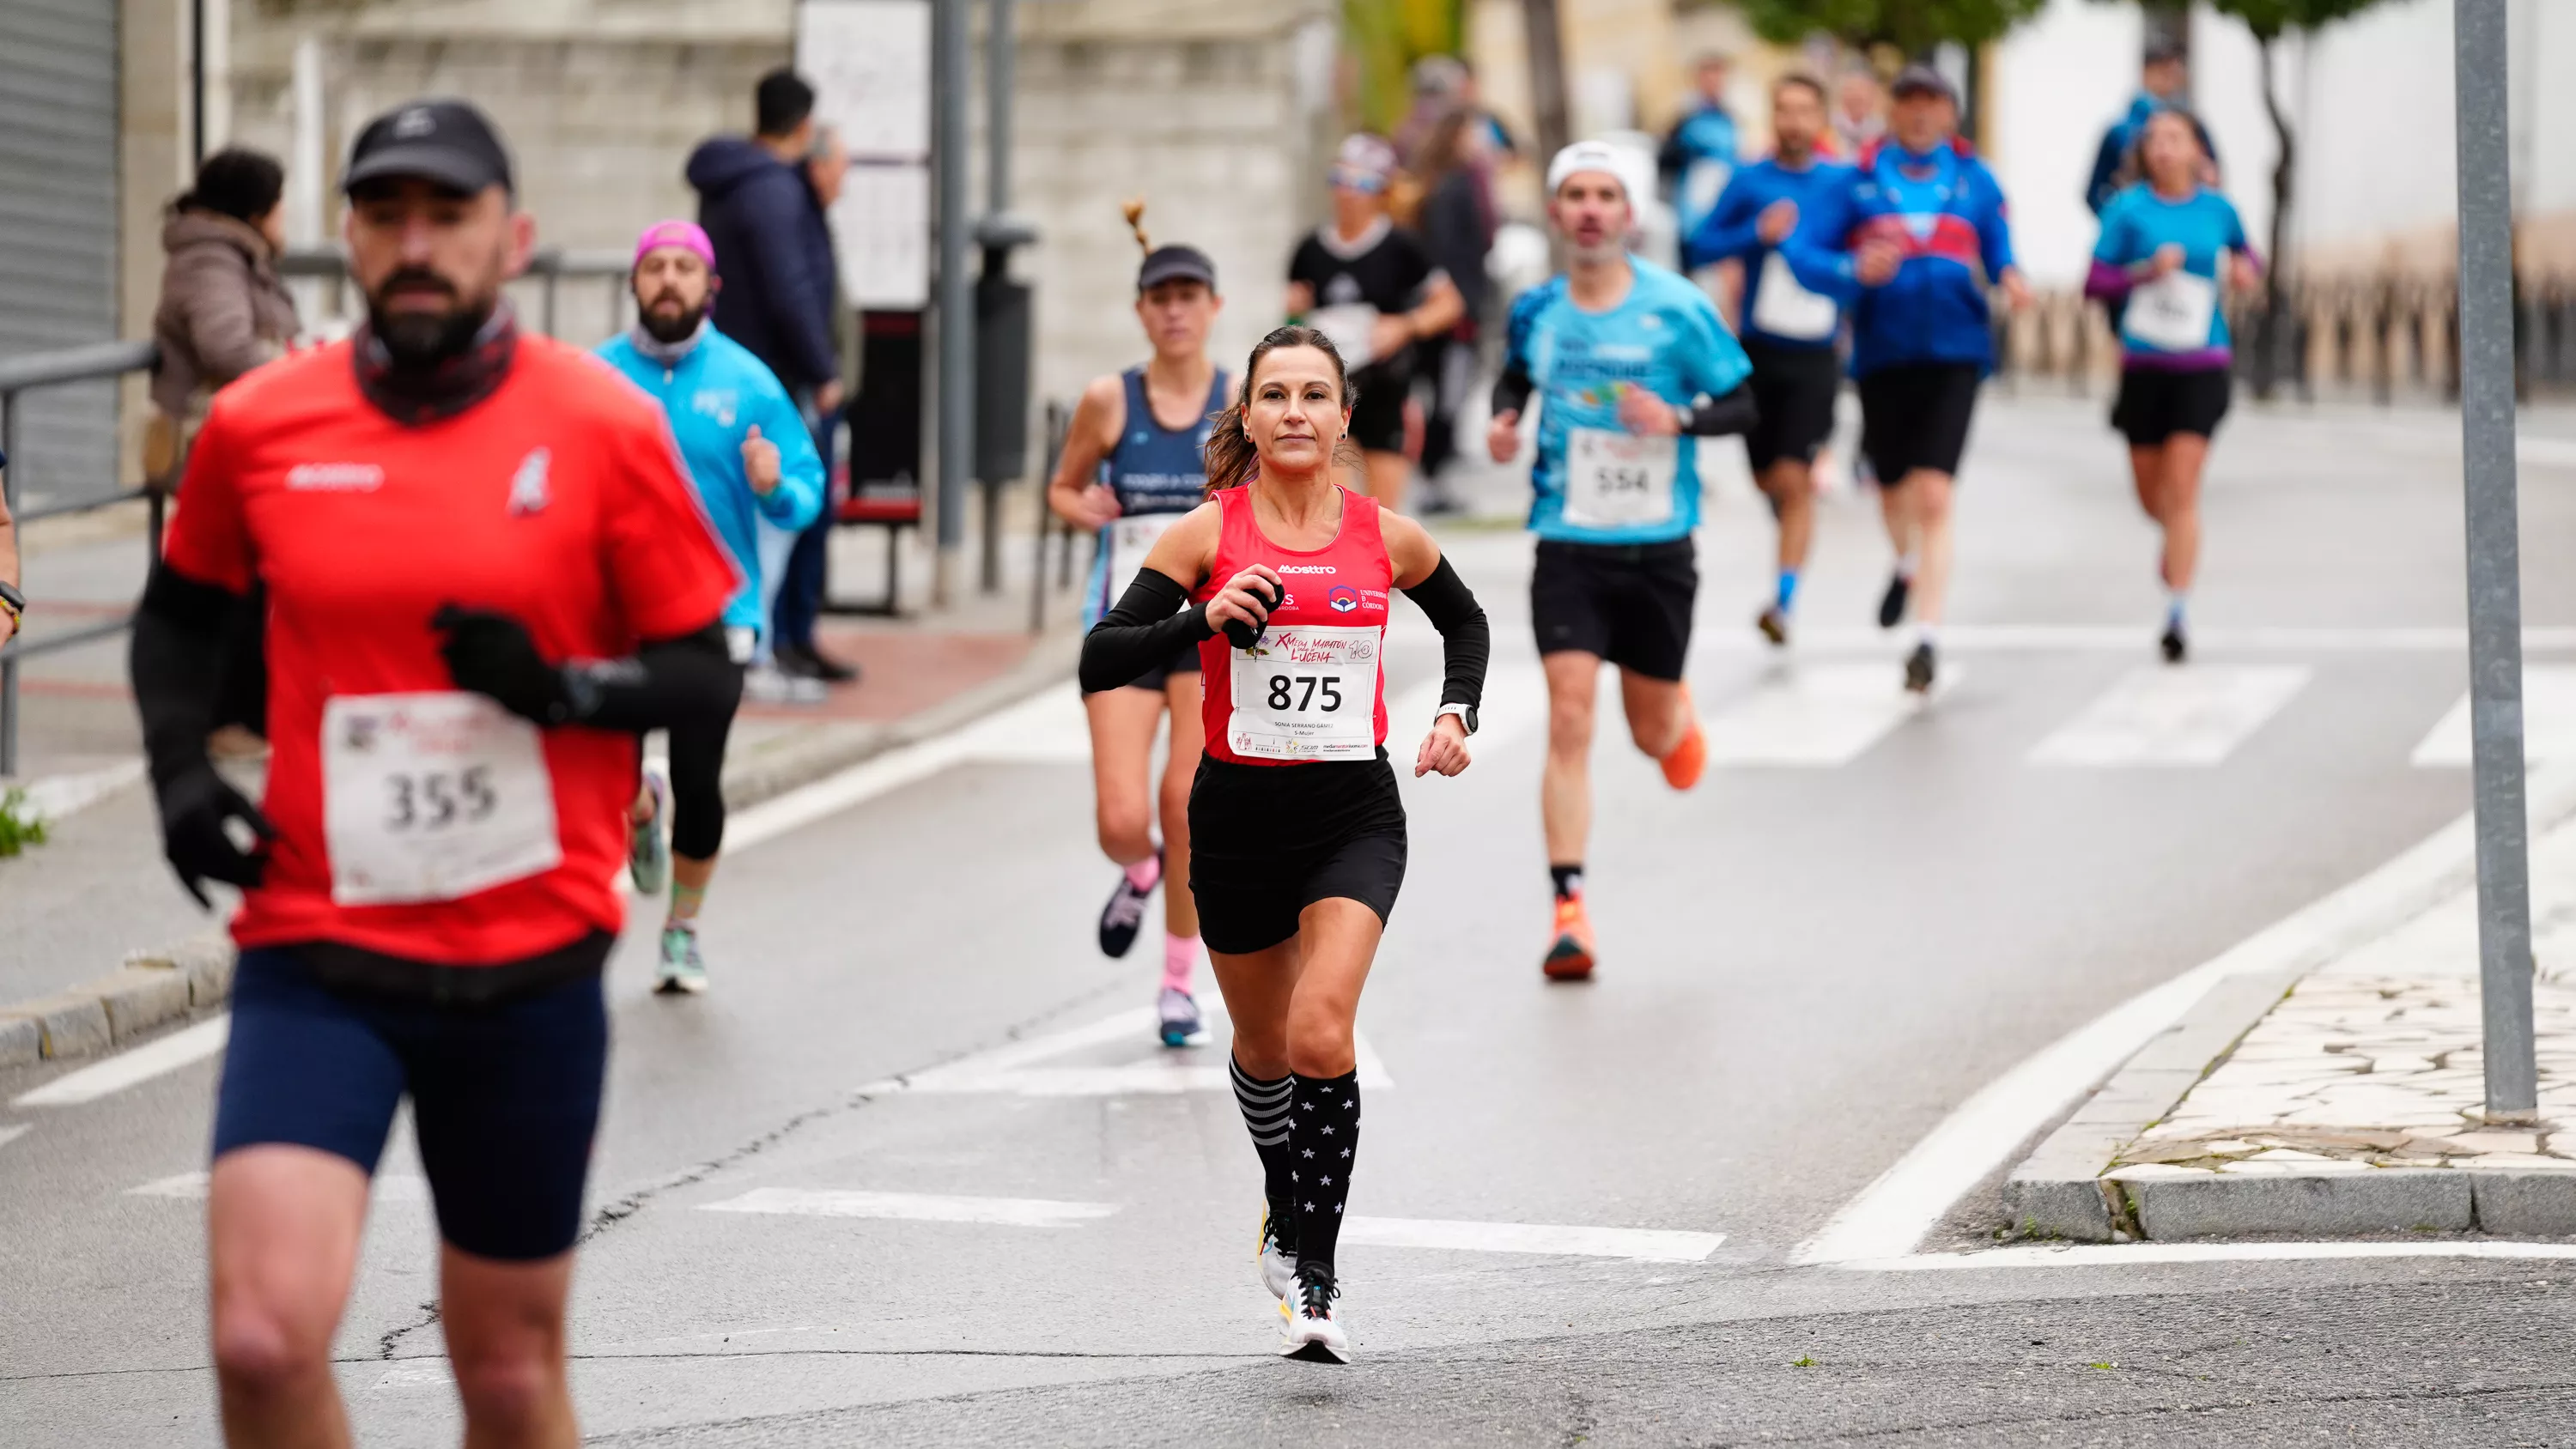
{"left": 1781, "top": 65, "right": 2029, "bottom": 694}
{"left": 1685, "top": 73, "right": 1854, "bottom": 646}
{"left": 596, "top": 221, "right": 823, "bottom": 994}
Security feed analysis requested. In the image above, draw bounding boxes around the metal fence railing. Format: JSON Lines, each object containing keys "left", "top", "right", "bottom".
{"left": 1992, "top": 272, "right": 2576, "bottom": 404}
{"left": 0, "top": 340, "right": 164, "bottom": 777}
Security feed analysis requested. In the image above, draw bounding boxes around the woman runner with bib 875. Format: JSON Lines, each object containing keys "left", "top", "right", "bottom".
{"left": 2085, "top": 106, "right": 2260, "bottom": 664}
{"left": 1079, "top": 324, "right": 1491, "bottom": 1364}
{"left": 1047, "top": 204, "right": 1230, "bottom": 1048}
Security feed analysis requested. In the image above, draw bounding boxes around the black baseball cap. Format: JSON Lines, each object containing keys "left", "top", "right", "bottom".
{"left": 1138, "top": 245, "right": 1217, "bottom": 294}
{"left": 343, "top": 99, "right": 515, "bottom": 197}
{"left": 1890, "top": 64, "right": 1957, "bottom": 103}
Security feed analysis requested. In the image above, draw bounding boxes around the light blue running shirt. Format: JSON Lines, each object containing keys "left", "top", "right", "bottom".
{"left": 1503, "top": 256, "right": 1753, "bottom": 546}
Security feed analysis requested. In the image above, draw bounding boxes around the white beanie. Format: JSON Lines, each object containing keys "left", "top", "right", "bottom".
{"left": 1545, "top": 139, "right": 1651, "bottom": 209}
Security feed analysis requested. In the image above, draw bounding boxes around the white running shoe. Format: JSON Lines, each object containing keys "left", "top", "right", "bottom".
{"left": 1258, "top": 1208, "right": 1297, "bottom": 1301}
{"left": 1279, "top": 1267, "right": 1351, "bottom": 1364}
{"left": 743, "top": 664, "right": 828, "bottom": 705}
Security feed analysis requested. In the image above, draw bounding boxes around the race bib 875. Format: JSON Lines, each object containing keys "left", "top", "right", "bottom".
{"left": 1228, "top": 624, "right": 1379, "bottom": 761}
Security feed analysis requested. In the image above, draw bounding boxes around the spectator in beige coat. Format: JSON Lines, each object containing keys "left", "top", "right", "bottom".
{"left": 148, "top": 149, "right": 301, "bottom": 478}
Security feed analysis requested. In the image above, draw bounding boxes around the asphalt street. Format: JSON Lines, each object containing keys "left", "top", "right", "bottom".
{"left": 7, "top": 394, "right": 2576, "bottom": 1445}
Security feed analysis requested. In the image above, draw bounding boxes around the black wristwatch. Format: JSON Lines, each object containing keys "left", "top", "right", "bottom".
{"left": 1435, "top": 701, "right": 1478, "bottom": 736}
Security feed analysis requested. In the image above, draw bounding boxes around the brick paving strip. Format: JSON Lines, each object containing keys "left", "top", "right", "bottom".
{"left": 0, "top": 626, "right": 1077, "bottom": 1071}
{"left": 2010, "top": 786, "right": 2576, "bottom": 1241}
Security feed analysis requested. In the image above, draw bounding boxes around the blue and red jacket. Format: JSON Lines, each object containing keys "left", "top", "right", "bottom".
{"left": 1780, "top": 136, "right": 2016, "bottom": 377}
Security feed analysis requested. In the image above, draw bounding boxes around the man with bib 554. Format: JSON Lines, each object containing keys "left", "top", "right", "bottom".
{"left": 1488, "top": 140, "right": 1756, "bottom": 983}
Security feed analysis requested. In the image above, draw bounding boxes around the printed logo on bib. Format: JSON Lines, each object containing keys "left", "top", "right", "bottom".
{"left": 1229, "top": 624, "right": 1379, "bottom": 761}
{"left": 1561, "top": 427, "right": 1679, "bottom": 530}
{"left": 322, "top": 692, "right": 562, "bottom": 906}
{"left": 2124, "top": 270, "right": 2218, "bottom": 354}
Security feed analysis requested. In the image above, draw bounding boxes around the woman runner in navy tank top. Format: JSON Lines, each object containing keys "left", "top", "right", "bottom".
{"left": 1045, "top": 216, "right": 1231, "bottom": 1046}
{"left": 1078, "top": 325, "right": 1492, "bottom": 1365}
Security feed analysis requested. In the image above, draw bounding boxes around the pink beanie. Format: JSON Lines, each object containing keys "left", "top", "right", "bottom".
{"left": 633, "top": 219, "right": 715, "bottom": 270}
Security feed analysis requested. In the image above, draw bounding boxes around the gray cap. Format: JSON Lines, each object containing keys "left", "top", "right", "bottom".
{"left": 1137, "top": 245, "right": 1217, "bottom": 293}
{"left": 1889, "top": 64, "right": 1956, "bottom": 103}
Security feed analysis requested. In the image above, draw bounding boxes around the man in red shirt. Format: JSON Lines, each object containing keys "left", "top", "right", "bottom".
{"left": 130, "top": 99, "right": 739, "bottom": 1447}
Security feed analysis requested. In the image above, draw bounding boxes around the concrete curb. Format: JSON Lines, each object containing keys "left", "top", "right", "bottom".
{"left": 0, "top": 629, "right": 1080, "bottom": 1072}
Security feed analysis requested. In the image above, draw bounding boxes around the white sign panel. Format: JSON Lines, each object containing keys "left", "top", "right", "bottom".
{"left": 796, "top": 0, "right": 932, "bottom": 162}
{"left": 833, "top": 164, "right": 931, "bottom": 309}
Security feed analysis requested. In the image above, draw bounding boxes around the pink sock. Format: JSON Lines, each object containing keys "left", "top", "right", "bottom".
{"left": 1124, "top": 852, "right": 1160, "bottom": 892}
{"left": 1161, "top": 932, "right": 1199, "bottom": 994}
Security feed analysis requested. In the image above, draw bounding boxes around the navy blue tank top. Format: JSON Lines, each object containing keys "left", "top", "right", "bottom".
{"left": 1103, "top": 365, "right": 1229, "bottom": 513}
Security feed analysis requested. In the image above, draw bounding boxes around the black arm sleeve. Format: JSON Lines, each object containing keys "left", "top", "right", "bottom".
{"left": 130, "top": 562, "right": 242, "bottom": 791}
{"left": 1683, "top": 382, "right": 1759, "bottom": 438}
{"left": 562, "top": 623, "right": 742, "bottom": 733}
{"left": 1491, "top": 364, "right": 1534, "bottom": 419}
{"left": 1080, "top": 568, "right": 1212, "bottom": 694}
{"left": 1400, "top": 556, "right": 1488, "bottom": 712}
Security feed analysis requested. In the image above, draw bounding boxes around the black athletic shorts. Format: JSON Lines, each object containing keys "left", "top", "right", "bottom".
{"left": 1346, "top": 362, "right": 1410, "bottom": 456}
{"left": 212, "top": 948, "right": 607, "bottom": 1261}
{"left": 2111, "top": 365, "right": 2233, "bottom": 446}
{"left": 1858, "top": 361, "right": 1983, "bottom": 482}
{"left": 1743, "top": 341, "right": 1844, "bottom": 474}
{"left": 1529, "top": 537, "right": 1698, "bottom": 682}
{"left": 1083, "top": 640, "right": 1201, "bottom": 698}
{"left": 1188, "top": 754, "right": 1407, "bottom": 955}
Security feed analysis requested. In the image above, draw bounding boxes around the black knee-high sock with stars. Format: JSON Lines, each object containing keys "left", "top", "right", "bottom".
{"left": 1228, "top": 1054, "right": 1297, "bottom": 1249}
{"left": 1288, "top": 1070, "right": 1362, "bottom": 1277}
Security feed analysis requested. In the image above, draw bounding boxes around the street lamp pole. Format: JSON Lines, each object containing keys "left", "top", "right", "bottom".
{"left": 2451, "top": 0, "right": 2537, "bottom": 1120}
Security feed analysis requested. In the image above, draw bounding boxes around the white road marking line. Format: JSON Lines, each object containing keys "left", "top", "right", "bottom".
{"left": 0, "top": 1125, "right": 28, "bottom": 1152}
{"left": 13, "top": 1016, "right": 231, "bottom": 1108}
{"left": 862, "top": 996, "right": 1395, "bottom": 1095}
{"left": 1342, "top": 1216, "right": 1722, "bottom": 1263}
{"left": 2029, "top": 665, "right": 2310, "bottom": 767}
{"left": 1789, "top": 762, "right": 2576, "bottom": 1267}
{"left": 2412, "top": 664, "right": 2576, "bottom": 767}
{"left": 1698, "top": 662, "right": 1957, "bottom": 767}
{"left": 129, "top": 1170, "right": 430, "bottom": 1203}
{"left": 699, "top": 1187, "right": 1120, "bottom": 1228}
{"left": 1844, "top": 1240, "right": 2576, "bottom": 1271}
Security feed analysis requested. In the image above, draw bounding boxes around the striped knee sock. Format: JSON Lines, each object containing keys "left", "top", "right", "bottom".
{"left": 1229, "top": 1054, "right": 1297, "bottom": 1247}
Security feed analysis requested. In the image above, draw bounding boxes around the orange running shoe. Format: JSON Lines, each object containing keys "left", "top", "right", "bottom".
{"left": 1543, "top": 897, "right": 1596, "bottom": 981}
{"left": 1659, "top": 688, "right": 1707, "bottom": 791}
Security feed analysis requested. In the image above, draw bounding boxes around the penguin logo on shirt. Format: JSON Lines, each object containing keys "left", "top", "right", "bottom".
{"left": 507, "top": 448, "right": 551, "bottom": 516}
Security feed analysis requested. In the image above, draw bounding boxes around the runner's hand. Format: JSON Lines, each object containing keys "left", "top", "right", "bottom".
{"left": 2000, "top": 268, "right": 2033, "bottom": 312}
{"left": 1616, "top": 387, "right": 1681, "bottom": 438}
{"left": 816, "top": 379, "right": 845, "bottom": 413}
{"left": 2148, "top": 244, "right": 2185, "bottom": 279}
{"left": 1757, "top": 200, "right": 1798, "bottom": 245}
{"left": 742, "top": 426, "right": 781, "bottom": 496}
{"left": 1855, "top": 239, "right": 1904, "bottom": 286}
{"left": 155, "top": 762, "right": 275, "bottom": 909}
{"left": 1206, "top": 566, "right": 1283, "bottom": 649}
{"left": 1071, "top": 483, "right": 1121, "bottom": 531}
{"left": 1414, "top": 715, "right": 1472, "bottom": 779}
{"left": 431, "top": 604, "right": 573, "bottom": 725}
{"left": 1487, "top": 409, "right": 1521, "bottom": 464}
{"left": 2230, "top": 253, "right": 2263, "bottom": 296}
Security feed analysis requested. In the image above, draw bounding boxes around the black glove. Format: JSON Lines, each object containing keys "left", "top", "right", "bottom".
{"left": 431, "top": 604, "right": 574, "bottom": 724}
{"left": 1221, "top": 578, "right": 1282, "bottom": 652}
{"left": 155, "top": 762, "right": 275, "bottom": 909}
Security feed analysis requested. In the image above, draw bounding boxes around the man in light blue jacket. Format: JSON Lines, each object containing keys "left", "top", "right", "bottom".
{"left": 597, "top": 220, "right": 823, "bottom": 993}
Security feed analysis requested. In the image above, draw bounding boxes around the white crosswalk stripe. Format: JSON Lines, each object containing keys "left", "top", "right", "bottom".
{"left": 2029, "top": 665, "right": 2311, "bottom": 767}
{"left": 2411, "top": 664, "right": 2576, "bottom": 767}
{"left": 1698, "top": 662, "right": 1956, "bottom": 767}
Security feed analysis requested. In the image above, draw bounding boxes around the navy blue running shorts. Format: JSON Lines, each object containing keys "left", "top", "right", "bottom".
{"left": 211, "top": 947, "right": 609, "bottom": 1262}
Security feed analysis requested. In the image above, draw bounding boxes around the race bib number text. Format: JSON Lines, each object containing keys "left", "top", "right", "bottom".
{"left": 1562, "top": 427, "right": 1680, "bottom": 530}
{"left": 1229, "top": 624, "right": 1379, "bottom": 761}
{"left": 2125, "top": 270, "right": 2218, "bottom": 354}
{"left": 323, "top": 692, "right": 562, "bottom": 906}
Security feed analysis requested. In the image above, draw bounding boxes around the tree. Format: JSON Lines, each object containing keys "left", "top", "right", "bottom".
{"left": 2175, "top": 1, "right": 2392, "bottom": 395}
{"left": 1740, "top": 0, "right": 2050, "bottom": 54}
{"left": 1344, "top": 0, "right": 1465, "bottom": 136}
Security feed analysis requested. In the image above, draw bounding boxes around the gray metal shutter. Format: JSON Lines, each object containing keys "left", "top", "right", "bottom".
{"left": 0, "top": 0, "right": 120, "bottom": 512}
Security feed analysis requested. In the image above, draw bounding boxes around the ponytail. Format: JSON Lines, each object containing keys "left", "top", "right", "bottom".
{"left": 1122, "top": 197, "right": 1151, "bottom": 254}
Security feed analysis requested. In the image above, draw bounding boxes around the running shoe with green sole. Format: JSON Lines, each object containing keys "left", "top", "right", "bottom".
{"left": 629, "top": 767, "right": 670, "bottom": 896}
{"left": 654, "top": 923, "right": 708, "bottom": 995}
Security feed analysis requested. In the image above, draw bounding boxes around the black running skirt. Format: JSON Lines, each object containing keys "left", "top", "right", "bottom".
{"left": 1188, "top": 754, "right": 1407, "bottom": 955}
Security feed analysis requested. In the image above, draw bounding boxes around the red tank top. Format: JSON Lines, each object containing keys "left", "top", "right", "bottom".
{"left": 1195, "top": 484, "right": 1394, "bottom": 767}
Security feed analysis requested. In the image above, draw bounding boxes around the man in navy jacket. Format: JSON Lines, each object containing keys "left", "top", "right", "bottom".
{"left": 687, "top": 69, "right": 856, "bottom": 682}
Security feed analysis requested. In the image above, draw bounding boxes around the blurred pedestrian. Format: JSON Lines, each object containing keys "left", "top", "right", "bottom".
{"left": 149, "top": 148, "right": 301, "bottom": 482}
{"left": 1781, "top": 64, "right": 2030, "bottom": 695}
{"left": 2086, "top": 38, "right": 2218, "bottom": 217}
{"left": 149, "top": 146, "right": 301, "bottom": 754}
{"left": 1658, "top": 53, "right": 1739, "bottom": 250}
{"left": 1286, "top": 134, "right": 1465, "bottom": 516}
{"left": 1394, "top": 54, "right": 1471, "bottom": 169}
{"left": 1410, "top": 109, "right": 1498, "bottom": 492}
{"left": 687, "top": 68, "right": 858, "bottom": 684}
{"left": 1831, "top": 67, "right": 1886, "bottom": 157}
{"left": 0, "top": 448, "right": 19, "bottom": 647}
{"left": 2086, "top": 108, "right": 2260, "bottom": 665}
